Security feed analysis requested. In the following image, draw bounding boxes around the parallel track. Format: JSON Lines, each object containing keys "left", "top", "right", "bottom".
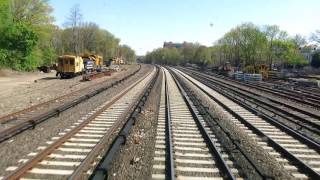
{"left": 0, "top": 65, "right": 141, "bottom": 124}
{"left": 180, "top": 68, "right": 320, "bottom": 143}
{"left": 183, "top": 67, "right": 320, "bottom": 117}
{"left": 152, "top": 68, "right": 243, "bottom": 179}
{"left": 186, "top": 67, "right": 320, "bottom": 108}
{"left": 174, "top": 68, "right": 320, "bottom": 179}
{"left": 3, "top": 67, "right": 156, "bottom": 179}
{"left": 0, "top": 65, "right": 142, "bottom": 143}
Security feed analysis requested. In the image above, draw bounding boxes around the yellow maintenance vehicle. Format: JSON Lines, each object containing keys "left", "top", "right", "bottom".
{"left": 57, "top": 55, "right": 84, "bottom": 78}
{"left": 81, "top": 54, "right": 104, "bottom": 72}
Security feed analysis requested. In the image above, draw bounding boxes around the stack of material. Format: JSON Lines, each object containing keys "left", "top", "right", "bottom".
{"left": 269, "top": 71, "right": 283, "bottom": 80}
{"left": 244, "top": 73, "right": 262, "bottom": 82}
{"left": 82, "top": 71, "right": 112, "bottom": 81}
{"left": 289, "top": 78, "right": 320, "bottom": 88}
{"left": 234, "top": 71, "right": 244, "bottom": 81}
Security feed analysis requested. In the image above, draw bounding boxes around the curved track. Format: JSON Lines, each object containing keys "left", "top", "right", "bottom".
{"left": 0, "top": 66, "right": 142, "bottom": 143}
{"left": 3, "top": 67, "right": 157, "bottom": 179}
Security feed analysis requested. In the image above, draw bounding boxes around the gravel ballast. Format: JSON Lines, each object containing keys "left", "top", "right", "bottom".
{"left": 106, "top": 69, "right": 162, "bottom": 180}
{"left": 0, "top": 65, "right": 153, "bottom": 177}
{"left": 174, "top": 69, "right": 292, "bottom": 179}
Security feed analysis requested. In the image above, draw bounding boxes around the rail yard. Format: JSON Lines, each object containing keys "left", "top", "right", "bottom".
{"left": 2, "top": 0, "right": 320, "bottom": 179}
{"left": 0, "top": 64, "right": 318, "bottom": 180}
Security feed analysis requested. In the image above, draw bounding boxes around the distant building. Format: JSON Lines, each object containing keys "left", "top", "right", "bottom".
{"left": 299, "top": 44, "right": 319, "bottom": 63}
{"left": 163, "top": 41, "right": 192, "bottom": 49}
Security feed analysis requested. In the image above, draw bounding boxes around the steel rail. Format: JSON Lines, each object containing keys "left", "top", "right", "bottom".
{"left": 183, "top": 69, "right": 320, "bottom": 134}
{"left": 4, "top": 67, "right": 152, "bottom": 180}
{"left": 171, "top": 68, "right": 274, "bottom": 179}
{"left": 182, "top": 67, "right": 320, "bottom": 120}
{"left": 181, "top": 69, "right": 320, "bottom": 149}
{"left": 177, "top": 69, "right": 320, "bottom": 179}
{"left": 0, "top": 65, "right": 141, "bottom": 124}
{"left": 164, "top": 69, "right": 176, "bottom": 180}
{"left": 0, "top": 65, "right": 142, "bottom": 143}
{"left": 202, "top": 69, "right": 320, "bottom": 107}
{"left": 183, "top": 66, "right": 320, "bottom": 105}
{"left": 168, "top": 68, "right": 236, "bottom": 180}
{"left": 73, "top": 67, "right": 159, "bottom": 180}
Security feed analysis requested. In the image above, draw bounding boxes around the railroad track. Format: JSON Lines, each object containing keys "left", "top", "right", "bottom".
{"left": 173, "top": 68, "right": 320, "bottom": 179}
{"left": 0, "top": 65, "right": 142, "bottom": 143}
{"left": 0, "top": 66, "right": 141, "bottom": 124}
{"left": 152, "top": 68, "right": 243, "bottom": 179}
{"left": 180, "top": 68, "right": 320, "bottom": 143}
{"left": 3, "top": 67, "right": 157, "bottom": 179}
{"left": 183, "top": 67, "right": 320, "bottom": 110}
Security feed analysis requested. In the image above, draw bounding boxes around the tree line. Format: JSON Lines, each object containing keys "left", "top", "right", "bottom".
{"left": 144, "top": 23, "right": 320, "bottom": 69}
{"left": 0, "top": 0, "right": 136, "bottom": 71}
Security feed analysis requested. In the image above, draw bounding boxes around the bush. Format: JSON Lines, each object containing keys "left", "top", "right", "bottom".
{"left": 242, "top": 65, "right": 256, "bottom": 73}
{"left": 0, "top": 22, "right": 38, "bottom": 70}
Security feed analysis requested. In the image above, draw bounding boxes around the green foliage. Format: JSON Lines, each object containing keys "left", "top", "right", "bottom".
{"left": 144, "top": 44, "right": 213, "bottom": 66}
{"left": 11, "top": 0, "right": 54, "bottom": 26}
{"left": 0, "top": 1, "right": 136, "bottom": 71}
{"left": 0, "top": 22, "right": 38, "bottom": 70}
{"left": 218, "top": 23, "right": 268, "bottom": 66}
{"left": 311, "top": 52, "right": 320, "bottom": 68}
{"left": 209, "top": 22, "right": 310, "bottom": 69}
{"left": 119, "top": 45, "right": 136, "bottom": 63}
{"left": 242, "top": 65, "right": 257, "bottom": 73}
{"left": 41, "top": 47, "right": 56, "bottom": 65}
{"left": 271, "top": 40, "right": 307, "bottom": 68}
{"left": 194, "top": 46, "right": 211, "bottom": 66}
{"left": 5, "top": 23, "right": 38, "bottom": 54}
{"left": 145, "top": 47, "right": 182, "bottom": 65}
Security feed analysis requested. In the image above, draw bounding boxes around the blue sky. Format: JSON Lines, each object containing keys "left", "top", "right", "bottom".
{"left": 49, "top": 0, "right": 320, "bottom": 55}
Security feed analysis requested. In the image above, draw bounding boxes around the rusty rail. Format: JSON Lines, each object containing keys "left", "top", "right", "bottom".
{"left": 0, "top": 65, "right": 142, "bottom": 143}
{"left": 0, "top": 65, "right": 141, "bottom": 124}
{"left": 4, "top": 66, "right": 152, "bottom": 180}
{"left": 72, "top": 67, "right": 159, "bottom": 179}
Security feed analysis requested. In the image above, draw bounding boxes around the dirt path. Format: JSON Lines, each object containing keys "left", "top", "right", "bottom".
{"left": 0, "top": 71, "right": 54, "bottom": 96}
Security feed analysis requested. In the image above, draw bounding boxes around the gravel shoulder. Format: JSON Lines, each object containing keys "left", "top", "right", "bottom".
{"left": 0, "top": 65, "right": 134, "bottom": 117}
{"left": 106, "top": 69, "right": 162, "bottom": 180}
{"left": 0, "top": 64, "right": 153, "bottom": 177}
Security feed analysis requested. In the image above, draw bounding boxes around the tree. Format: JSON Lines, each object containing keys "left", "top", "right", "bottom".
{"left": 9, "top": 0, "right": 56, "bottom": 67}
{"left": 273, "top": 40, "right": 307, "bottom": 68}
{"left": 0, "top": 0, "right": 11, "bottom": 31}
{"left": 263, "top": 25, "right": 281, "bottom": 68}
{"left": 194, "top": 46, "right": 211, "bottom": 66}
{"left": 0, "top": 0, "right": 136, "bottom": 70}
{"left": 218, "top": 23, "right": 267, "bottom": 67}
{"left": 80, "top": 22, "right": 99, "bottom": 53}
{"left": 11, "top": 0, "right": 54, "bottom": 26}
{"left": 292, "top": 34, "right": 307, "bottom": 47}
{"left": 118, "top": 45, "right": 136, "bottom": 63}
{"left": 3, "top": 22, "right": 38, "bottom": 70}
{"left": 180, "top": 44, "right": 198, "bottom": 64}
{"left": 311, "top": 30, "right": 320, "bottom": 43}
{"left": 311, "top": 52, "right": 320, "bottom": 68}
{"left": 144, "top": 47, "right": 180, "bottom": 65}
{"left": 64, "top": 4, "right": 83, "bottom": 55}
